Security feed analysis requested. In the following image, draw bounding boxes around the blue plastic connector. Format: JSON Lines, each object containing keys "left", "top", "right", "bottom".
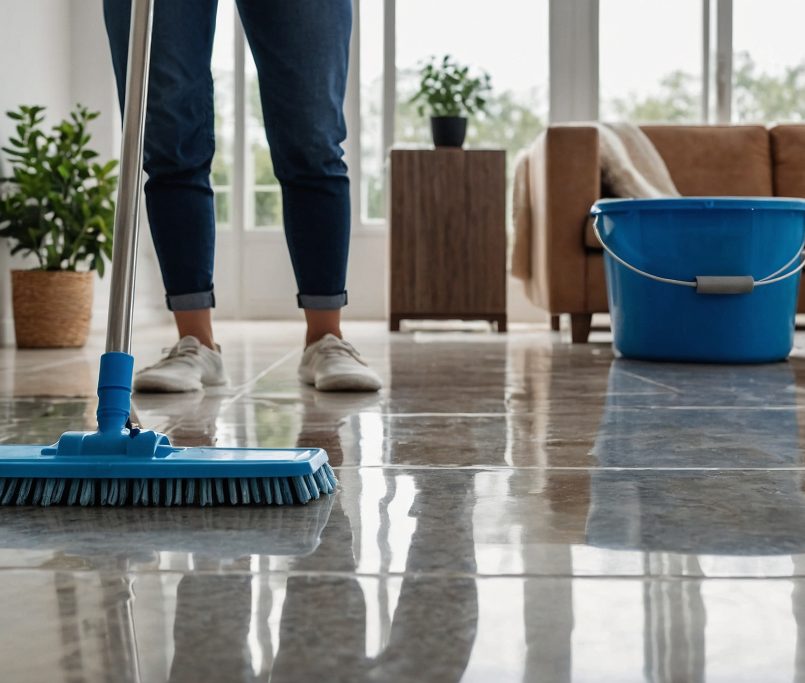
{"left": 42, "top": 352, "right": 173, "bottom": 458}
{"left": 96, "top": 352, "right": 134, "bottom": 433}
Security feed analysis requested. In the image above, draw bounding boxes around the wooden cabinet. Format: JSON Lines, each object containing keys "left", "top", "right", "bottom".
{"left": 388, "top": 148, "right": 507, "bottom": 331}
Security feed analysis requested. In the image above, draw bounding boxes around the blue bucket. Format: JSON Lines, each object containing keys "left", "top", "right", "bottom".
{"left": 591, "top": 197, "right": 805, "bottom": 363}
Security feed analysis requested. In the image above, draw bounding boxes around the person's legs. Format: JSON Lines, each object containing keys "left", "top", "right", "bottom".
{"left": 237, "top": 0, "right": 380, "bottom": 391}
{"left": 104, "top": 0, "right": 219, "bottom": 348}
{"left": 105, "top": 0, "right": 225, "bottom": 392}
{"left": 235, "top": 0, "right": 351, "bottom": 343}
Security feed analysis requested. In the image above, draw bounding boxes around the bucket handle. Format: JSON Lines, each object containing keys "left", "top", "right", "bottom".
{"left": 592, "top": 219, "right": 805, "bottom": 295}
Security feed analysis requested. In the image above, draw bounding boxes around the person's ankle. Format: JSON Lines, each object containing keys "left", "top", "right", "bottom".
{"left": 303, "top": 308, "right": 343, "bottom": 347}
{"left": 182, "top": 334, "right": 217, "bottom": 351}
{"left": 174, "top": 309, "right": 216, "bottom": 351}
{"left": 305, "top": 329, "right": 342, "bottom": 348}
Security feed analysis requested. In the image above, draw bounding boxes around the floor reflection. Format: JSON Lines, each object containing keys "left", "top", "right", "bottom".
{"left": 169, "top": 574, "right": 262, "bottom": 682}
{"left": 588, "top": 359, "right": 805, "bottom": 554}
{"left": 586, "top": 359, "right": 805, "bottom": 683}
{"left": 48, "top": 390, "right": 480, "bottom": 682}
{"left": 593, "top": 360, "right": 805, "bottom": 468}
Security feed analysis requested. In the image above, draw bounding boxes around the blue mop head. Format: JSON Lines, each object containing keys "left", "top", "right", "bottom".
{"left": 0, "top": 352, "right": 337, "bottom": 507}
{"left": 0, "top": 450, "right": 337, "bottom": 507}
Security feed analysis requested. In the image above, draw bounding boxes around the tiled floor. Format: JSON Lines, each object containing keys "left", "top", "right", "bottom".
{"left": 4, "top": 321, "right": 805, "bottom": 681}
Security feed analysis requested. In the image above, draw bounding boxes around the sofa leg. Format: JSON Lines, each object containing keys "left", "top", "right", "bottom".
{"left": 570, "top": 314, "right": 593, "bottom": 343}
{"left": 550, "top": 315, "right": 561, "bottom": 332}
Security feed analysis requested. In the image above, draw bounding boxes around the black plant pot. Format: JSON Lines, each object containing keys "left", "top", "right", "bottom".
{"left": 431, "top": 116, "right": 467, "bottom": 148}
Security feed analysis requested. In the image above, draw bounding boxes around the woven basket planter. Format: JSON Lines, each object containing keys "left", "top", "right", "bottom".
{"left": 11, "top": 270, "right": 94, "bottom": 348}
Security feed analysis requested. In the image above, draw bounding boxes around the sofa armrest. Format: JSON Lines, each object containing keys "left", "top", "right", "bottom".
{"left": 528, "top": 125, "right": 600, "bottom": 313}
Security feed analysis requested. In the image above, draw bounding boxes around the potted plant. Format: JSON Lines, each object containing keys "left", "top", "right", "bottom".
{"left": 410, "top": 55, "right": 491, "bottom": 148}
{"left": 0, "top": 105, "right": 117, "bottom": 348}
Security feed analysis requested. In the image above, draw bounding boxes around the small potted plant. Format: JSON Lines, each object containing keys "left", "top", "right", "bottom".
{"left": 0, "top": 104, "right": 117, "bottom": 348}
{"left": 410, "top": 55, "right": 491, "bottom": 148}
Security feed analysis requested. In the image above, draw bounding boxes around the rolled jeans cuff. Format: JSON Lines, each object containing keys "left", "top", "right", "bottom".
{"left": 166, "top": 290, "right": 216, "bottom": 311}
{"left": 297, "top": 291, "right": 348, "bottom": 310}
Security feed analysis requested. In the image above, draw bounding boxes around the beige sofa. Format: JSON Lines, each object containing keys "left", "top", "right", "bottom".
{"left": 524, "top": 124, "right": 805, "bottom": 342}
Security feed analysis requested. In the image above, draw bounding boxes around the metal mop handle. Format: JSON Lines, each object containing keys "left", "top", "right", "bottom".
{"left": 105, "top": 0, "right": 154, "bottom": 354}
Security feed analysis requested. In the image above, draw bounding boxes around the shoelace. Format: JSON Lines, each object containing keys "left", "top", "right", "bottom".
{"left": 317, "top": 338, "right": 368, "bottom": 366}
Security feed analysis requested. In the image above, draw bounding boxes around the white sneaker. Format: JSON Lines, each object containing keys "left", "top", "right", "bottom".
{"left": 133, "top": 336, "right": 228, "bottom": 393}
{"left": 298, "top": 334, "right": 382, "bottom": 392}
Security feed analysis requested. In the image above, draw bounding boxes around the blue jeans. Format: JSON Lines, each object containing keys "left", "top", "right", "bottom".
{"left": 104, "top": 0, "right": 352, "bottom": 311}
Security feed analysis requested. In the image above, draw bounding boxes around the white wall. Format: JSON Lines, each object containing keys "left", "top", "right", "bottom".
{"left": 0, "top": 1, "right": 72, "bottom": 138}
{"left": 0, "top": 0, "right": 72, "bottom": 345}
{"left": 0, "top": 0, "right": 169, "bottom": 346}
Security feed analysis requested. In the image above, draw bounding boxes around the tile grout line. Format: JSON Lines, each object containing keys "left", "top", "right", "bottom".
{"left": 368, "top": 408, "right": 805, "bottom": 418}
{"left": 0, "top": 567, "right": 799, "bottom": 581}
{"left": 221, "top": 348, "right": 301, "bottom": 406}
{"left": 0, "top": 356, "right": 92, "bottom": 377}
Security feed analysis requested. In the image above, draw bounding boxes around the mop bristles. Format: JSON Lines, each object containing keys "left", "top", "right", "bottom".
{"left": 0, "top": 463, "right": 337, "bottom": 507}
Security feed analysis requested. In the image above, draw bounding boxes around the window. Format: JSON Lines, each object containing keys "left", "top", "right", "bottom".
{"left": 394, "top": 0, "right": 549, "bottom": 179}
{"left": 599, "top": 0, "right": 704, "bottom": 123}
{"left": 732, "top": 0, "right": 805, "bottom": 123}
{"left": 245, "top": 50, "right": 283, "bottom": 230}
{"left": 212, "top": 0, "right": 282, "bottom": 234}
{"left": 388, "top": 0, "right": 548, "bottom": 244}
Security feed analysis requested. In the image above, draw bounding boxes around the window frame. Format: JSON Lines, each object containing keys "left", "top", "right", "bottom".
{"left": 715, "top": 0, "right": 733, "bottom": 123}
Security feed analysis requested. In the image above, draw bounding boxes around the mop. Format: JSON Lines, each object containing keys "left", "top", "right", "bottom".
{"left": 0, "top": 0, "right": 336, "bottom": 506}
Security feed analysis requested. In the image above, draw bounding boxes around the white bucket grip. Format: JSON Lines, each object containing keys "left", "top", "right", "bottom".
{"left": 593, "top": 220, "right": 805, "bottom": 295}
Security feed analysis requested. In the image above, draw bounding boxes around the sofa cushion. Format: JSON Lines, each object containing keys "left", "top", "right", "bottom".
{"left": 770, "top": 125, "right": 805, "bottom": 197}
{"left": 641, "top": 125, "right": 773, "bottom": 196}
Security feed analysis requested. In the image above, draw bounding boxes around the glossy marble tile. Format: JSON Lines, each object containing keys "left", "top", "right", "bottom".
{"left": 5, "top": 321, "right": 805, "bottom": 681}
{"left": 2, "top": 569, "right": 805, "bottom": 683}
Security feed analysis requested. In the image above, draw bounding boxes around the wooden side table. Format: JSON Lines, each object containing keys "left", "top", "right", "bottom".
{"left": 388, "top": 148, "right": 507, "bottom": 332}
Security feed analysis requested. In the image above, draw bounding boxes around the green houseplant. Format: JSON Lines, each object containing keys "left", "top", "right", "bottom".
{"left": 410, "top": 55, "right": 491, "bottom": 148}
{"left": 0, "top": 105, "right": 117, "bottom": 348}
